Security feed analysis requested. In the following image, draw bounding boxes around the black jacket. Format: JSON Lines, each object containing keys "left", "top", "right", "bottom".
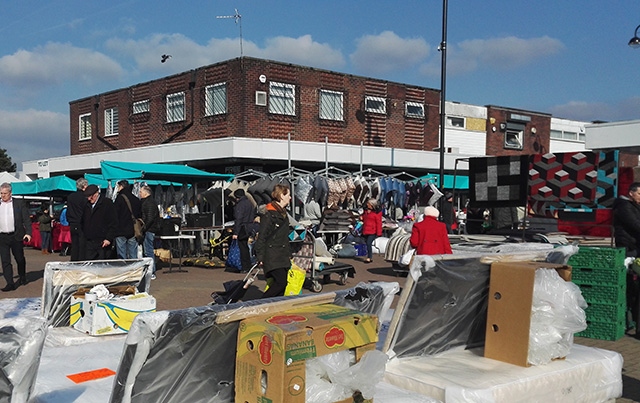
{"left": 83, "top": 194, "right": 117, "bottom": 242}
{"left": 255, "top": 203, "right": 291, "bottom": 274}
{"left": 66, "top": 190, "right": 87, "bottom": 230}
{"left": 114, "top": 189, "right": 142, "bottom": 238}
{"left": 141, "top": 196, "right": 161, "bottom": 234}
{"left": 613, "top": 196, "right": 640, "bottom": 257}
{"left": 4, "top": 198, "right": 32, "bottom": 242}
{"left": 233, "top": 196, "right": 256, "bottom": 239}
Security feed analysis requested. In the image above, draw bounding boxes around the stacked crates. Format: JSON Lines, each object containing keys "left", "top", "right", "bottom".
{"left": 569, "top": 246, "right": 627, "bottom": 341}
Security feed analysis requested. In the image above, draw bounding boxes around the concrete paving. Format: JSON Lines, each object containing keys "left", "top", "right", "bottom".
{"left": 3, "top": 247, "right": 639, "bottom": 402}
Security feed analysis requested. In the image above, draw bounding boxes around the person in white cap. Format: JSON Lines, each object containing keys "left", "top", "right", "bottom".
{"left": 410, "top": 205, "right": 452, "bottom": 255}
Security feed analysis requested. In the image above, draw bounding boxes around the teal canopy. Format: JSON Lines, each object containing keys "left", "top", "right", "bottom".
{"left": 11, "top": 175, "right": 77, "bottom": 196}
{"left": 99, "top": 161, "right": 233, "bottom": 182}
{"left": 85, "top": 173, "right": 187, "bottom": 188}
{"left": 420, "top": 174, "right": 469, "bottom": 190}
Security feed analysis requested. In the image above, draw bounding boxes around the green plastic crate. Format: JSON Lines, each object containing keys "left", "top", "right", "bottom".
{"left": 568, "top": 246, "right": 626, "bottom": 270}
{"left": 575, "top": 282, "right": 626, "bottom": 305}
{"left": 584, "top": 302, "right": 627, "bottom": 323}
{"left": 576, "top": 319, "right": 625, "bottom": 341}
{"left": 571, "top": 265, "right": 626, "bottom": 287}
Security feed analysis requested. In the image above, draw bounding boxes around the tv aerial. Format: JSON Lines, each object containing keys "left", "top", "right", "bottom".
{"left": 216, "top": 8, "right": 243, "bottom": 57}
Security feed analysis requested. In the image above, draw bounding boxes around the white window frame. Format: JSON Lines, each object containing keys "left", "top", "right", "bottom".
{"left": 205, "top": 82, "right": 227, "bottom": 116}
{"left": 269, "top": 82, "right": 295, "bottom": 116}
{"left": 166, "top": 92, "right": 185, "bottom": 123}
{"left": 79, "top": 113, "right": 91, "bottom": 141}
{"left": 319, "top": 89, "right": 344, "bottom": 121}
{"left": 550, "top": 129, "right": 562, "bottom": 139}
{"left": 365, "top": 96, "right": 386, "bottom": 114}
{"left": 447, "top": 116, "right": 465, "bottom": 128}
{"left": 104, "top": 108, "right": 119, "bottom": 137}
{"left": 132, "top": 99, "right": 150, "bottom": 114}
{"left": 504, "top": 129, "right": 523, "bottom": 150}
{"left": 405, "top": 101, "right": 425, "bottom": 119}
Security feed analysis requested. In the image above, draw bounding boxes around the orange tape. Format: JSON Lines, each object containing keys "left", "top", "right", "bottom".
{"left": 66, "top": 368, "right": 116, "bottom": 384}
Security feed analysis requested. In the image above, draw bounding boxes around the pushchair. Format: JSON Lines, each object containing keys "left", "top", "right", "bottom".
{"left": 210, "top": 264, "right": 261, "bottom": 304}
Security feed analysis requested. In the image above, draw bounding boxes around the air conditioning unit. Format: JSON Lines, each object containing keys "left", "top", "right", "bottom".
{"left": 255, "top": 91, "right": 267, "bottom": 106}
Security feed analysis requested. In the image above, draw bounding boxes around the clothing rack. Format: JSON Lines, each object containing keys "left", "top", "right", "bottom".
{"left": 354, "top": 168, "right": 388, "bottom": 178}
{"left": 314, "top": 166, "right": 352, "bottom": 178}
{"left": 389, "top": 171, "right": 419, "bottom": 180}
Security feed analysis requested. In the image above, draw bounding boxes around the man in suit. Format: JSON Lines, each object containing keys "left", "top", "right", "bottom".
{"left": 82, "top": 184, "right": 117, "bottom": 260}
{"left": 0, "top": 182, "right": 32, "bottom": 291}
{"left": 66, "top": 177, "right": 88, "bottom": 261}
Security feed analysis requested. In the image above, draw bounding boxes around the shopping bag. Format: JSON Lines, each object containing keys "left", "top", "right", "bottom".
{"left": 226, "top": 239, "right": 242, "bottom": 271}
{"left": 284, "top": 261, "right": 306, "bottom": 296}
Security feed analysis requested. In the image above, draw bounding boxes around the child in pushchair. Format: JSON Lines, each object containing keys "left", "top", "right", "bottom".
{"left": 210, "top": 264, "right": 261, "bottom": 304}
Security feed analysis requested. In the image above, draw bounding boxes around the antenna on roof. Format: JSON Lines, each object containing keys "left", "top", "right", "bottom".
{"left": 216, "top": 8, "right": 243, "bottom": 57}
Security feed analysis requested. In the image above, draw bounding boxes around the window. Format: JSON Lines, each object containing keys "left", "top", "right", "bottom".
{"left": 550, "top": 129, "right": 562, "bottom": 139}
{"left": 79, "top": 113, "right": 91, "bottom": 140}
{"left": 563, "top": 131, "right": 578, "bottom": 141}
{"left": 319, "top": 90, "right": 344, "bottom": 121}
{"left": 447, "top": 116, "right": 465, "bottom": 128}
{"left": 504, "top": 129, "right": 523, "bottom": 150}
{"left": 166, "top": 92, "right": 185, "bottom": 123}
{"left": 269, "top": 82, "right": 295, "bottom": 116}
{"left": 133, "top": 100, "right": 150, "bottom": 114}
{"left": 104, "top": 108, "right": 119, "bottom": 136}
{"left": 405, "top": 102, "right": 424, "bottom": 119}
{"left": 578, "top": 132, "right": 586, "bottom": 142}
{"left": 205, "top": 83, "right": 227, "bottom": 116}
{"left": 365, "top": 96, "right": 386, "bottom": 114}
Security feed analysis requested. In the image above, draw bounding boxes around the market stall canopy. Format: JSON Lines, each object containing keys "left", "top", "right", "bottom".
{"left": 99, "top": 161, "right": 233, "bottom": 182}
{"left": 11, "top": 175, "right": 77, "bottom": 196}
{"left": 84, "top": 173, "right": 187, "bottom": 188}
{"left": 421, "top": 174, "right": 469, "bottom": 190}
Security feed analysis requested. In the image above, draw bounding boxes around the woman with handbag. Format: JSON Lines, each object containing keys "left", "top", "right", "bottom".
{"left": 255, "top": 184, "right": 292, "bottom": 298}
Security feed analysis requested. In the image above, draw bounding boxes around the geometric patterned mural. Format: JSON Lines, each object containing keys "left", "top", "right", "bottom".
{"left": 468, "top": 155, "right": 529, "bottom": 208}
{"left": 528, "top": 150, "right": 618, "bottom": 216}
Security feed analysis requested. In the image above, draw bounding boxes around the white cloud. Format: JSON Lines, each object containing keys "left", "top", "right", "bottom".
{"left": 0, "top": 109, "right": 69, "bottom": 167}
{"left": 350, "top": 31, "right": 430, "bottom": 75}
{"left": 549, "top": 97, "right": 640, "bottom": 122}
{"left": 106, "top": 33, "right": 345, "bottom": 73}
{"left": 420, "top": 36, "right": 564, "bottom": 77}
{"left": 0, "top": 42, "right": 123, "bottom": 87}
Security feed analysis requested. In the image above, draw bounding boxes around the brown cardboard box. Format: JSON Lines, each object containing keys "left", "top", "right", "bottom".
{"left": 484, "top": 261, "right": 572, "bottom": 367}
{"left": 235, "top": 303, "right": 378, "bottom": 403}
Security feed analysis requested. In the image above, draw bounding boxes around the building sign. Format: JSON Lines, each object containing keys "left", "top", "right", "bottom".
{"left": 37, "top": 160, "right": 50, "bottom": 179}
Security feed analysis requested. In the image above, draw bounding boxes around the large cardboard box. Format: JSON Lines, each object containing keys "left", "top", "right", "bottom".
{"left": 235, "top": 303, "right": 378, "bottom": 403}
{"left": 70, "top": 292, "right": 156, "bottom": 336}
{"left": 484, "top": 261, "right": 572, "bottom": 367}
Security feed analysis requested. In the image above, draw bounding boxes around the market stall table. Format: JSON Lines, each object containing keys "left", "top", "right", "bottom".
{"left": 159, "top": 234, "right": 196, "bottom": 273}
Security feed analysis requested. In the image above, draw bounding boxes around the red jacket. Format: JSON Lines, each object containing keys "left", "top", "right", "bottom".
{"left": 361, "top": 209, "right": 382, "bottom": 236}
{"left": 409, "top": 216, "right": 452, "bottom": 255}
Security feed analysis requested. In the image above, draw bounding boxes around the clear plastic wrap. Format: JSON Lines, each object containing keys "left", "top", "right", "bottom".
{"left": 41, "top": 258, "right": 153, "bottom": 327}
{"left": 528, "top": 268, "right": 588, "bottom": 366}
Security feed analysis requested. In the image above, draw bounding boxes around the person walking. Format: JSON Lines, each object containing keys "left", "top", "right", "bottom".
{"left": 82, "top": 184, "right": 117, "bottom": 260}
{"left": 232, "top": 189, "right": 257, "bottom": 273}
{"left": 256, "top": 184, "right": 292, "bottom": 298}
{"left": 57, "top": 203, "right": 71, "bottom": 256}
{"left": 613, "top": 182, "right": 640, "bottom": 257}
{"left": 37, "top": 206, "right": 53, "bottom": 254}
{"left": 67, "top": 178, "right": 88, "bottom": 261}
{"left": 0, "top": 182, "right": 32, "bottom": 291}
{"left": 113, "top": 180, "right": 142, "bottom": 259}
{"left": 140, "top": 185, "right": 161, "bottom": 278}
{"left": 361, "top": 198, "right": 382, "bottom": 263}
{"left": 410, "top": 206, "right": 452, "bottom": 255}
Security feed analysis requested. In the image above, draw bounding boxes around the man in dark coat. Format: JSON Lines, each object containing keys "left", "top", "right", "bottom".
{"left": 113, "top": 180, "right": 142, "bottom": 259}
{"left": 232, "top": 189, "right": 257, "bottom": 272}
{"left": 613, "top": 182, "right": 640, "bottom": 257}
{"left": 66, "top": 178, "right": 88, "bottom": 261}
{"left": 82, "top": 185, "right": 117, "bottom": 260}
{"left": 140, "top": 185, "right": 161, "bottom": 278}
{"left": 440, "top": 192, "right": 455, "bottom": 234}
{"left": 0, "top": 182, "right": 32, "bottom": 291}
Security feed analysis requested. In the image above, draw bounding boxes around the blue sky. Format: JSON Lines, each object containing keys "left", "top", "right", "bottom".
{"left": 1, "top": 0, "right": 639, "bottom": 169}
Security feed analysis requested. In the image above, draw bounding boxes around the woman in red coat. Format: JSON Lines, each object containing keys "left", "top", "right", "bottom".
{"left": 361, "top": 198, "right": 382, "bottom": 263}
{"left": 410, "top": 206, "right": 452, "bottom": 255}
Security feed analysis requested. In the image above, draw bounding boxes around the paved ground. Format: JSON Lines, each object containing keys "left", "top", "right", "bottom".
{"left": 3, "top": 247, "right": 640, "bottom": 402}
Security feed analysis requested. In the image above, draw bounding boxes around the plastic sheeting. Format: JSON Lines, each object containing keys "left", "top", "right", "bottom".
{"left": 41, "top": 259, "right": 153, "bottom": 327}
{"left": 109, "top": 282, "right": 397, "bottom": 403}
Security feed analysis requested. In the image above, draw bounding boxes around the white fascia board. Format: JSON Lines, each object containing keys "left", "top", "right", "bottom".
{"left": 585, "top": 119, "right": 640, "bottom": 150}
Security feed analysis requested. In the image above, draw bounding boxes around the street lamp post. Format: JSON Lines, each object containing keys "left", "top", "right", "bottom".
{"left": 438, "top": 0, "right": 449, "bottom": 214}
{"left": 629, "top": 25, "right": 640, "bottom": 48}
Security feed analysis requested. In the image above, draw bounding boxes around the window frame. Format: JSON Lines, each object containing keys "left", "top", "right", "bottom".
{"left": 364, "top": 96, "right": 386, "bottom": 114}
{"left": 132, "top": 99, "right": 150, "bottom": 114}
{"left": 268, "top": 81, "right": 296, "bottom": 116}
{"left": 79, "top": 113, "right": 91, "bottom": 141}
{"left": 166, "top": 91, "right": 186, "bottom": 123}
{"left": 504, "top": 129, "right": 524, "bottom": 150}
{"left": 405, "top": 101, "right": 425, "bottom": 119}
{"left": 205, "top": 82, "right": 227, "bottom": 116}
{"left": 319, "top": 89, "right": 344, "bottom": 121}
{"left": 104, "top": 107, "right": 119, "bottom": 137}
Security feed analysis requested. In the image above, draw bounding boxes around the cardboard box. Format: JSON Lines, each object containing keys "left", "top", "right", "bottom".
{"left": 235, "top": 303, "right": 378, "bottom": 403}
{"left": 70, "top": 292, "right": 156, "bottom": 336}
{"left": 484, "top": 261, "right": 572, "bottom": 367}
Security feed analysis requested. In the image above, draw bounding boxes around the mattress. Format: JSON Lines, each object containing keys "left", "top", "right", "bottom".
{"left": 384, "top": 344, "right": 622, "bottom": 403}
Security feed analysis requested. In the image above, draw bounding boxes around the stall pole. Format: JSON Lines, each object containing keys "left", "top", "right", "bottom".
{"left": 360, "top": 141, "right": 363, "bottom": 173}
{"left": 288, "top": 132, "right": 295, "bottom": 216}
{"left": 325, "top": 136, "right": 329, "bottom": 174}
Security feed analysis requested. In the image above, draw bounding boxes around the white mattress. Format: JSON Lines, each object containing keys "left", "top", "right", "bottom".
{"left": 384, "top": 344, "right": 622, "bottom": 403}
